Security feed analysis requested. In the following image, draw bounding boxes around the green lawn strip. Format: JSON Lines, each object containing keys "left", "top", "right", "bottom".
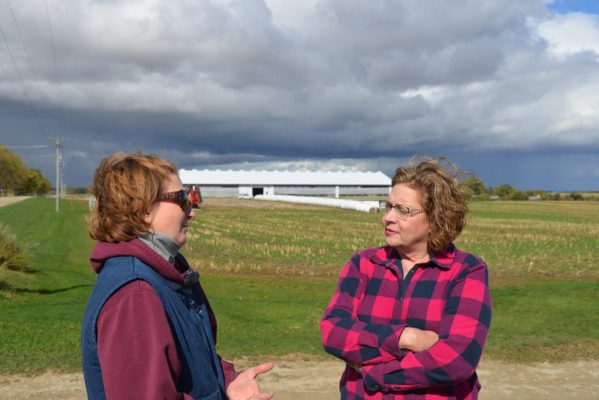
{"left": 2, "top": 274, "right": 598, "bottom": 374}
{"left": 0, "top": 198, "right": 96, "bottom": 292}
{"left": 206, "top": 274, "right": 599, "bottom": 364}
{"left": 202, "top": 273, "right": 336, "bottom": 360}
{"left": 486, "top": 280, "right": 599, "bottom": 362}
{"left": 0, "top": 286, "right": 91, "bottom": 373}
{"left": 0, "top": 198, "right": 96, "bottom": 373}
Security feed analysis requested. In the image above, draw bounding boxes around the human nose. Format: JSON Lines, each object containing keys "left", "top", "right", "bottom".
{"left": 382, "top": 207, "right": 396, "bottom": 223}
{"left": 187, "top": 208, "right": 196, "bottom": 220}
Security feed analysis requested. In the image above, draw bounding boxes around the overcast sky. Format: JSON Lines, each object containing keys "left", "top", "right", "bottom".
{"left": 1, "top": 0, "right": 598, "bottom": 191}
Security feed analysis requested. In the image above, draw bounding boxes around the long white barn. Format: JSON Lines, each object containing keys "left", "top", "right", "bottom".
{"left": 179, "top": 169, "right": 391, "bottom": 198}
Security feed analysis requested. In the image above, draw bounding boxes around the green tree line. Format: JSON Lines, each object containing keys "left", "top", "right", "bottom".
{"left": 0, "top": 145, "right": 51, "bottom": 196}
{"left": 461, "top": 176, "right": 593, "bottom": 201}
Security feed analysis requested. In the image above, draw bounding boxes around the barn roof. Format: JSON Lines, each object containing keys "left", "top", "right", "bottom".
{"left": 179, "top": 169, "right": 391, "bottom": 186}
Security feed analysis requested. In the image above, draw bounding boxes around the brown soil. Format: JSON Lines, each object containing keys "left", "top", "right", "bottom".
{"left": 1, "top": 359, "right": 598, "bottom": 399}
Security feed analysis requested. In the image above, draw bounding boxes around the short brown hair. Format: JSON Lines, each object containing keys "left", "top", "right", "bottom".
{"left": 392, "top": 156, "right": 467, "bottom": 254}
{"left": 89, "top": 152, "right": 178, "bottom": 242}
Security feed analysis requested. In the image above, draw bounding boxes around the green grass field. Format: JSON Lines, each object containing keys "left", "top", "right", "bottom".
{"left": 0, "top": 197, "right": 598, "bottom": 374}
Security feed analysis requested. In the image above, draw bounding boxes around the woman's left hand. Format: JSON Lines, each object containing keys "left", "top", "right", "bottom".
{"left": 226, "top": 362, "right": 275, "bottom": 400}
{"left": 399, "top": 327, "right": 439, "bottom": 352}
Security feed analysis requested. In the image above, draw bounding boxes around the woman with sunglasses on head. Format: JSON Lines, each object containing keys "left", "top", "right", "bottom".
{"left": 82, "top": 152, "right": 273, "bottom": 400}
{"left": 321, "top": 157, "right": 492, "bottom": 400}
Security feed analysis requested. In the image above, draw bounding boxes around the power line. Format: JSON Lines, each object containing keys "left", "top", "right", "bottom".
{"left": 44, "top": 0, "right": 60, "bottom": 87}
{"left": 0, "top": 55, "right": 21, "bottom": 94}
{"left": 0, "top": 7, "right": 46, "bottom": 135}
{"left": 7, "top": 0, "right": 41, "bottom": 83}
{"left": 0, "top": 23, "right": 29, "bottom": 100}
{"left": 4, "top": 144, "right": 50, "bottom": 149}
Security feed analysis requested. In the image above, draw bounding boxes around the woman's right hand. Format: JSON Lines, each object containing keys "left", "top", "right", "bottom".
{"left": 399, "top": 327, "right": 439, "bottom": 352}
{"left": 226, "top": 363, "right": 274, "bottom": 400}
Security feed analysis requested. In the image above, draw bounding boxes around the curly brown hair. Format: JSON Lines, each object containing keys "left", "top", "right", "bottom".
{"left": 89, "top": 152, "right": 178, "bottom": 242}
{"left": 392, "top": 156, "right": 468, "bottom": 254}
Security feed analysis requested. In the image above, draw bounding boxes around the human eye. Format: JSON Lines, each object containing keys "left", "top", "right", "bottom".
{"left": 397, "top": 204, "right": 411, "bottom": 216}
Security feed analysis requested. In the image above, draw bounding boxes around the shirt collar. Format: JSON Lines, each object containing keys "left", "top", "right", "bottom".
{"left": 370, "top": 243, "right": 456, "bottom": 270}
{"left": 430, "top": 243, "right": 456, "bottom": 270}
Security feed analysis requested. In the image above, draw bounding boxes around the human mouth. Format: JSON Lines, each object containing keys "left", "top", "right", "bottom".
{"left": 384, "top": 227, "right": 397, "bottom": 236}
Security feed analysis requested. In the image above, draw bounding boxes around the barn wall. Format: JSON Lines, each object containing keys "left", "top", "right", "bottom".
{"left": 195, "top": 185, "right": 390, "bottom": 197}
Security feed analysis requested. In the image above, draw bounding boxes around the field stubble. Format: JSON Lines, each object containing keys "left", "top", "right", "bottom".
{"left": 188, "top": 199, "right": 599, "bottom": 282}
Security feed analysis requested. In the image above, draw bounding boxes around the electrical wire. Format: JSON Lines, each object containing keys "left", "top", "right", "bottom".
{"left": 7, "top": 0, "right": 41, "bottom": 83}
{"left": 44, "top": 0, "right": 60, "bottom": 88}
{"left": 0, "top": 23, "right": 29, "bottom": 101}
{"left": 4, "top": 145, "right": 50, "bottom": 149}
{"left": 0, "top": 20, "right": 46, "bottom": 136}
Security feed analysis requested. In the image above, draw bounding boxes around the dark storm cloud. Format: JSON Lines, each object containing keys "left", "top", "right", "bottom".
{"left": 0, "top": 0, "right": 598, "bottom": 190}
{"left": 304, "top": 0, "right": 543, "bottom": 88}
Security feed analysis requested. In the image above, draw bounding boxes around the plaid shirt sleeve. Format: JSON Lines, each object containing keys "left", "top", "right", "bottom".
{"left": 361, "top": 261, "right": 492, "bottom": 392}
{"left": 320, "top": 254, "right": 406, "bottom": 365}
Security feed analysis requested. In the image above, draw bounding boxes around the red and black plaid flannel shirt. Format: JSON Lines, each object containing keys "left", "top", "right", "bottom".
{"left": 321, "top": 244, "right": 492, "bottom": 399}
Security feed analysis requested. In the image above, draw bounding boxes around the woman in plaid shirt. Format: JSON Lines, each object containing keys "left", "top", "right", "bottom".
{"left": 321, "top": 158, "right": 492, "bottom": 399}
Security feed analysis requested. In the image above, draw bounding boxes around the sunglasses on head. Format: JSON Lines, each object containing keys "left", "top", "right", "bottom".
{"left": 157, "top": 190, "right": 192, "bottom": 213}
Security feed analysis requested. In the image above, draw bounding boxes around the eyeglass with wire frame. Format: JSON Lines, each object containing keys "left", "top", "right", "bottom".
{"left": 380, "top": 201, "right": 425, "bottom": 220}
{"left": 157, "top": 190, "right": 192, "bottom": 213}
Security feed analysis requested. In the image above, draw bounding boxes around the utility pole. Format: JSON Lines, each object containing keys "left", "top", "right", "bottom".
{"left": 60, "top": 150, "right": 66, "bottom": 198}
{"left": 51, "top": 137, "right": 62, "bottom": 212}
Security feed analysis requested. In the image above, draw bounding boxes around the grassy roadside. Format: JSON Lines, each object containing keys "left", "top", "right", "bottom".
{"left": 0, "top": 198, "right": 95, "bottom": 373}
{"left": 0, "top": 198, "right": 598, "bottom": 374}
{"left": 488, "top": 280, "right": 599, "bottom": 362}
{"left": 0, "top": 198, "right": 96, "bottom": 292}
{"left": 206, "top": 275, "right": 599, "bottom": 364}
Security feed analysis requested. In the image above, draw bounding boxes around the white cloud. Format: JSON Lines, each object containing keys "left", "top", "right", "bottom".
{"left": 536, "top": 12, "right": 599, "bottom": 58}
{"left": 399, "top": 86, "right": 448, "bottom": 106}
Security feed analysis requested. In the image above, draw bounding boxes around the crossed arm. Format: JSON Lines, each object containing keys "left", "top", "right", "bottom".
{"left": 320, "top": 258, "right": 492, "bottom": 392}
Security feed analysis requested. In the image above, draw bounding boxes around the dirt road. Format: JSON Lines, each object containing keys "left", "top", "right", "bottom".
{"left": 0, "top": 196, "right": 29, "bottom": 208}
{"left": 1, "top": 359, "right": 598, "bottom": 399}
